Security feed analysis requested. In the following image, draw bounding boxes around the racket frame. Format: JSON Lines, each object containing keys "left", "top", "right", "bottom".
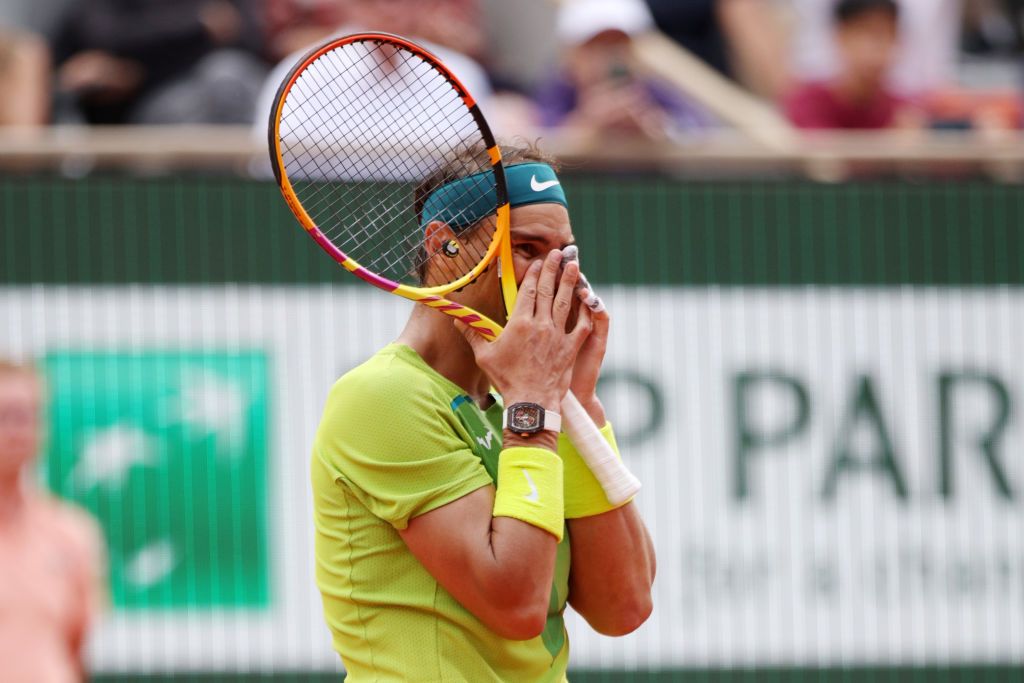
{"left": 269, "top": 32, "right": 511, "bottom": 339}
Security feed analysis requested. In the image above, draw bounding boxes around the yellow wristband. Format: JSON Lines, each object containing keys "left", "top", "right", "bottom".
{"left": 493, "top": 446, "right": 564, "bottom": 541}
{"left": 557, "top": 422, "right": 631, "bottom": 518}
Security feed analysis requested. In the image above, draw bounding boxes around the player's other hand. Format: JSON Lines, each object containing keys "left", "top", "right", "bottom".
{"left": 569, "top": 286, "right": 609, "bottom": 426}
{"left": 457, "top": 248, "right": 592, "bottom": 411}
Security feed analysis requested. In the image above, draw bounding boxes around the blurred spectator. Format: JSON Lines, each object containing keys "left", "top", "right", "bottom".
{"left": 0, "top": 28, "right": 50, "bottom": 125}
{"left": 0, "top": 0, "right": 72, "bottom": 38}
{"left": 265, "top": 0, "right": 485, "bottom": 64}
{"left": 923, "top": 87, "right": 1022, "bottom": 130}
{"left": 644, "top": 0, "right": 791, "bottom": 100}
{"left": 264, "top": 0, "right": 349, "bottom": 61}
{"left": 534, "top": 0, "right": 714, "bottom": 140}
{"left": 783, "top": 0, "right": 922, "bottom": 129}
{"left": 256, "top": 0, "right": 491, "bottom": 133}
{"left": 963, "top": 0, "right": 1024, "bottom": 54}
{"left": 0, "top": 360, "right": 107, "bottom": 683}
{"left": 52, "top": 0, "right": 268, "bottom": 124}
{"left": 413, "top": 0, "right": 485, "bottom": 62}
{"left": 788, "top": 0, "right": 961, "bottom": 98}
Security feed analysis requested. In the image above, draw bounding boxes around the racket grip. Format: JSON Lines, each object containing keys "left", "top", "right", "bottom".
{"left": 560, "top": 391, "right": 642, "bottom": 506}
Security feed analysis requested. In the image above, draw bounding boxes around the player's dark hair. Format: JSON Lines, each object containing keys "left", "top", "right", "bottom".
{"left": 412, "top": 140, "right": 560, "bottom": 284}
{"left": 834, "top": 0, "right": 899, "bottom": 24}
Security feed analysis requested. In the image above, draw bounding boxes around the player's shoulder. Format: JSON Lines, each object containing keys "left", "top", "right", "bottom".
{"left": 324, "top": 344, "right": 451, "bottom": 417}
{"left": 315, "top": 344, "right": 467, "bottom": 472}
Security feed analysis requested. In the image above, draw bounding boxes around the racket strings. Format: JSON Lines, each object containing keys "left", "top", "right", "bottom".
{"left": 289, "top": 48, "right": 479, "bottom": 220}
{"left": 283, "top": 49, "right": 430, "bottom": 212}
{"left": 287, "top": 44, "right": 471, "bottom": 208}
{"left": 287, "top": 80, "right": 481, "bottom": 282}
{"left": 277, "top": 37, "right": 499, "bottom": 286}
{"left": 301, "top": 52, "right": 483, "bottom": 239}
{"left": 283, "top": 55, "right": 425, "bottom": 205}
{"left": 292, "top": 63, "right": 436, "bottom": 187}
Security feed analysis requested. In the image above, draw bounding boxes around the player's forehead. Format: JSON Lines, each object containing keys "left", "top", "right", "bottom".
{"left": 509, "top": 204, "right": 573, "bottom": 245}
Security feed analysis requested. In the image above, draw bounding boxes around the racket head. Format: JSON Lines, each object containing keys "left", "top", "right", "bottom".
{"left": 268, "top": 32, "right": 510, "bottom": 299}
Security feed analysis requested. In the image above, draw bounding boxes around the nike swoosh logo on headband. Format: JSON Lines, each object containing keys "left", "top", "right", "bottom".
{"left": 530, "top": 176, "right": 560, "bottom": 192}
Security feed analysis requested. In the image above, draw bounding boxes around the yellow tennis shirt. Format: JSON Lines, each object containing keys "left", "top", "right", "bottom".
{"left": 311, "top": 343, "right": 571, "bottom": 682}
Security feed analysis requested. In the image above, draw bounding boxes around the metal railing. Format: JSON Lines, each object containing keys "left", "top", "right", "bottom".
{"left": 2, "top": 125, "right": 1024, "bottom": 179}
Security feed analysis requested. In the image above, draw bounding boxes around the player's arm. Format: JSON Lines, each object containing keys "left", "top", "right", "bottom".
{"left": 400, "top": 250, "right": 591, "bottom": 640}
{"left": 400, "top": 473, "right": 558, "bottom": 640}
{"left": 562, "top": 293, "right": 656, "bottom": 635}
{"left": 567, "top": 498, "right": 656, "bottom": 636}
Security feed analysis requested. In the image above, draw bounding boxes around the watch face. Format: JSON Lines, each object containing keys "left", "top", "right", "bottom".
{"left": 509, "top": 403, "right": 543, "bottom": 432}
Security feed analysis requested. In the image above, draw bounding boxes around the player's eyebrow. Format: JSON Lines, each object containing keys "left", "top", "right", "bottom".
{"left": 510, "top": 230, "right": 576, "bottom": 248}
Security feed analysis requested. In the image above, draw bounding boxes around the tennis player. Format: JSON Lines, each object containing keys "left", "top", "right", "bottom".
{"left": 0, "top": 360, "right": 107, "bottom": 682}
{"left": 311, "top": 144, "right": 656, "bottom": 682}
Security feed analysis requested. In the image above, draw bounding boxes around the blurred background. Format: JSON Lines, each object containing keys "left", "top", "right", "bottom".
{"left": 2, "top": 0, "right": 1024, "bottom": 680}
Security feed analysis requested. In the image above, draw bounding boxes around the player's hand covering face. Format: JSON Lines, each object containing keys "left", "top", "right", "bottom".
{"left": 504, "top": 204, "right": 610, "bottom": 408}
{"left": 456, "top": 248, "right": 593, "bottom": 411}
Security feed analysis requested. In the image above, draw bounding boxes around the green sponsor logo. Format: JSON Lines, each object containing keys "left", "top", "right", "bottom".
{"left": 43, "top": 351, "right": 270, "bottom": 610}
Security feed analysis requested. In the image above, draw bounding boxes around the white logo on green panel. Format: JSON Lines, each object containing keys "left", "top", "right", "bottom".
{"left": 43, "top": 351, "right": 270, "bottom": 610}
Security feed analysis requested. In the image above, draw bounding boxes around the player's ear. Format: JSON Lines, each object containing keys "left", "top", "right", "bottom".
{"left": 423, "top": 221, "right": 459, "bottom": 258}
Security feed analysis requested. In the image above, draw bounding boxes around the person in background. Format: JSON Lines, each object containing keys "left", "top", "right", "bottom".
{"left": 255, "top": 0, "right": 492, "bottom": 137}
{"left": 52, "top": 0, "right": 268, "bottom": 125}
{"left": 644, "top": 0, "right": 792, "bottom": 100}
{"left": 0, "top": 28, "right": 50, "bottom": 125}
{"left": 264, "top": 0, "right": 350, "bottom": 62}
{"left": 411, "top": 0, "right": 485, "bottom": 63}
{"left": 0, "top": 360, "right": 107, "bottom": 683}
{"left": 783, "top": 0, "right": 922, "bottom": 129}
{"left": 535, "top": 0, "right": 714, "bottom": 141}
{"left": 962, "top": 0, "right": 1021, "bottom": 55}
{"left": 264, "top": 0, "right": 485, "bottom": 74}
{"left": 787, "top": 0, "right": 960, "bottom": 100}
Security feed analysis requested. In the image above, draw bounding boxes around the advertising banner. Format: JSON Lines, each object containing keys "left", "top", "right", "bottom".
{"left": 2, "top": 286, "right": 1022, "bottom": 671}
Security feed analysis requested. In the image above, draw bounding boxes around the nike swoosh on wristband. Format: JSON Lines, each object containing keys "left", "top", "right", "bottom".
{"left": 530, "top": 176, "right": 560, "bottom": 192}
{"left": 522, "top": 470, "right": 539, "bottom": 502}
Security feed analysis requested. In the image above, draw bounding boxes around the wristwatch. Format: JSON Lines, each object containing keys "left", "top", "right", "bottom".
{"left": 503, "top": 402, "right": 562, "bottom": 437}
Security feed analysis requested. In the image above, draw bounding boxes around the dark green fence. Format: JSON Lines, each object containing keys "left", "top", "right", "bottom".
{"left": 3, "top": 176, "right": 1022, "bottom": 286}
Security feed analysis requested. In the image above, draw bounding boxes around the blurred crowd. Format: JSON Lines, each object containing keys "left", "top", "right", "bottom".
{"left": 1, "top": 0, "right": 1023, "bottom": 137}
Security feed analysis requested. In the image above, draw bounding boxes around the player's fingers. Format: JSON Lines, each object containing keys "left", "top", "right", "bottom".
{"left": 511, "top": 259, "right": 542, "bottom": 319}
{"left": 577, "top": 287, "right": 609, "bottom": 321}
{"left": 552, "top": 260, "right": 579, "bottom": 330}
{"left": 535, "top": 249, "right": 563, "bottom": 321}
{"left": 453, "top": 319, "right": 488, "bottom": 355}
{"left": 586, "top": 297, "right": 610, "bottom": 347}
{"left": 576, "top": 285, "right": 605, "bottom": 314}
{"left": 569, "top": 300, "right": 593, "bottom": 349}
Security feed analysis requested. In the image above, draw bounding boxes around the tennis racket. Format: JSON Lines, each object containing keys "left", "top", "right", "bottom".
{"left": 268, "top": 32, "right": 640, "bottom": 505}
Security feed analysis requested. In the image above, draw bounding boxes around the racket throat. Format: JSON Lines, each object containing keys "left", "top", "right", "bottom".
{"left": 498, "top": 229, "right": 518, "bottom": 320}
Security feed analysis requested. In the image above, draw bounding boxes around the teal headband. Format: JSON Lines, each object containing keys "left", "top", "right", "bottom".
{"left": 420, "top": 162, "right": 567, "bottom": 229}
